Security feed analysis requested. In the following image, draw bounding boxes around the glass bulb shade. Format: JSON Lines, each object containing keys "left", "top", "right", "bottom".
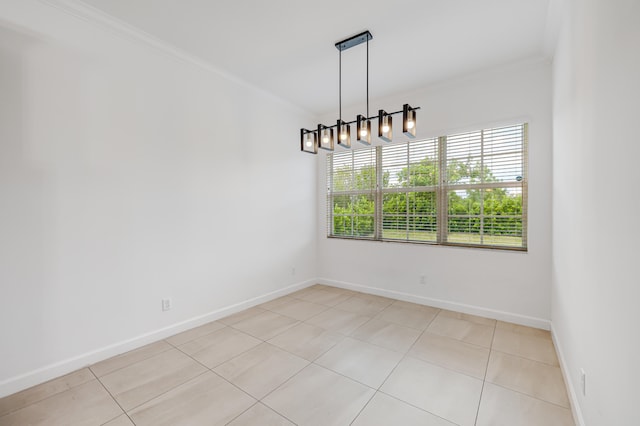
{"left": 317, "top": 124, "right": 334, "bottom": 151}
{"left": 322, "top": 129, "right": 329, "bottom": 143}
{"left": 339, "top": 124, "right": 347, "bottom": 140}
{"left": 382, "top": 116, "right": 390, "bottom": 133}
{"left": 378, "top": 110, "right": 392, "bottom": 142}
{"left": 402, "top": 104, "right": 416, "bottom": 138}
{"left": 300, "top": 128, "right": 318, "bottom": 154}
{"left": 356, "top": 114, "right": 371, "bottom": 145}
{"left": 336, "top": 121, "right": 351, "bottom": 148}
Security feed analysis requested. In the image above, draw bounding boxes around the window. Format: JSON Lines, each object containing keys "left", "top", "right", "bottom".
{"left": 327, "top": 123, "right": 528, "bottom": 250}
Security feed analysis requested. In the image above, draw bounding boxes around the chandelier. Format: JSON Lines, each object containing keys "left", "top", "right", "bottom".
{"left": 301, "top": 30, "right": 419, "bottom": 154}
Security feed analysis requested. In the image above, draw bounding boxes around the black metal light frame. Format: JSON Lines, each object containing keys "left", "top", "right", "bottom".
{"left": 300, "top": 128, "right": 318, "bottom": 154}
{"left": 336, "top": 119, "right": 351, "bottom": 148}
{"left": 356, "top": 114, "right": 371, "bottom": 145}
{"left": 299, "top": 30, "right": 419, "bottom": 153}
{"left": 317, "top": 124, "right": 334, "bottom": 151}
{"left": 378, "top": 109, "right": 393, "bottom": 142}
{"left": 403, "top": 104, "right": 417, "bottom": 138}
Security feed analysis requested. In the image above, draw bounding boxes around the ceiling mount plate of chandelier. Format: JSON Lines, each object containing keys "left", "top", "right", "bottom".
{"left": 301, "top": 30, "right": 419, "bottom": 154}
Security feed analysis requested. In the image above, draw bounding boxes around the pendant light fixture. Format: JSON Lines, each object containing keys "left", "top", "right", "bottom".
{"left": 357, "top": 114, "right": 371, "bottom": 145}
{"left": 300, "top": 30, "right": 419, "bottom": 154}
{"left": 378, "top": 109, "right": 392, "bottom": 142}
{"left": 300, "top": 128, "right": 318, "bottom": 153}
{"left": 403, "top": 104, "right": 417, "bottom": 138}
{"left": 317, "top": 124, "right": 334, "bottom": 151}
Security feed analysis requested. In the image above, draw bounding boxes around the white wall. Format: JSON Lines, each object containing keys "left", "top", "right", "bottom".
{"left": 0, "top": 0, "right": 317, "bottom": 396}
{"left": 551, "top": 0, "right": 640, "bottom": 424}
{"left": 317, "top": 60, "right": 553, "bottom": 325}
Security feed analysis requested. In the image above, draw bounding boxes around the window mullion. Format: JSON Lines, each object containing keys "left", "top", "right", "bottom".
{"left": 480, "top": 129, "right": 485, "bottom": 245}
{"left": 327, "top": 153, "right": 333, "bottom": 237}
{"left": 327, "top": 123, "right": 526, "bottom": 250}
{"left": 375, "top": 146, "right": 383, "bottom": 240}
{"left": 522, "top": 123, "right": 529, "bottom": 248}
{"left": 438, "top": 136, "right": 447, "bottom": 244}
{"left": 405, "top": 143, "right": 410, "bottom": 239}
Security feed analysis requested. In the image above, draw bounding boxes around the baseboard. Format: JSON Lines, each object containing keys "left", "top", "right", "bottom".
{"left": 317, "top": 278, "right": 551, "bottom": 330}
{"left": 0, "top": 279, "right": 315, "bottom": 398}
{"left": 1, "top": 277, "right": 552, "bottom": 398}
{"left": 551, "top": 324, "right": 586, "bottom": 426}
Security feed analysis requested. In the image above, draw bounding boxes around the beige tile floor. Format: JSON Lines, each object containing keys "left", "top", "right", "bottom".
{"left": 0, "top": 284, "right": 575, "bottom": 426}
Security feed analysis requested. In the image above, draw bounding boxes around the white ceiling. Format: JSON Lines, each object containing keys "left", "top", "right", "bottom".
{"left": 78, "top": 0, "right": 552, "bottom": 116}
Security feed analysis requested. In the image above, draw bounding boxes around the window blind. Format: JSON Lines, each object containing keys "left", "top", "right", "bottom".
{"left": 327, "top": 123, "right": 527, "bottom": 250}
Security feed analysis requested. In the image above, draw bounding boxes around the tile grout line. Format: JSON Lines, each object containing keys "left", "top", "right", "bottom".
{"left": 119, "top": 368, "right": 212, "bottom": 417}
{"left": 222, "top": 400, "right": 298, "bottom": 426}
{"left": 338, "top": 298, "right": 433, "bottom": 402}
{"left": 231, "top": 320, "right": 303, "bottom": 342}
{"left": 418, "top": 328, "right": 492, "bottom": 350}
{"left": 363, "top": 306, "right": 460, "bottom": 424}
{"left": 199, "top": 288, "right": 564, "bottom": 424}
{"left": 254, "top": 316, "right": 406, "bottom": 421}
{"left": 299, "top": 297, "right": 361, "bottom": 324}
{"left": 263, "top": 298, "right": 334, "bottom": 317}
{"left": 489, "top": 347, "right": 561, "bottom": 367}
{"left": 374, "top": 390, "right": 461, "bottom": 425}
{"left": 167, "top": 295, "right": 353, "bottom": 421}
{"left": 179, "top": 289, "right": 484, "bottom": 424}
{"left": 487, "top": 382, "right": 574, "bottom": 410}
{"left": 375, "top": 307, "right": 440, "bottom": 392}
{"left": 168, "top": 328, "right": 265, "bottom": 370}
{"left": 254, "top": 362, "right": 316, "bottom": 425}
{"left": 301, "top": 332, "right": 348, "bottom": 363}
{"left": 473, "top": 321, "right": 497, "bottom": 426}
{"left": 347, "top": 388, "right": 377, "bottom": 426}
{"left": 1, "top": 286, "right": 565, "bottom": 425}
{"left": 90, "top": 368, "right": 138, "bottom": 426}
{"left": 89, "top": 340, "right": 174, "bottom": 380}
{"left": 401, "top": 310, "right": 498, "bottom": 381}
{"left": 176, "top": 346, "right": 297, "bottom": 425}
{"left": 381, "top": 309, "right": 493, "bottom": 386}
{"left": 170, "top": 333, "right": 302, "bottom": 425}
{"left": 95, "top": 344, "right": 215, "bottom": 417}
{"left": 0, "top": 370, "right": 95, "bottom": 419}
{"left": 168, "top": 333, "right": 268, "bottom": 401}
{"left": 222, "top": 401, "right": 261, "bottom": 426}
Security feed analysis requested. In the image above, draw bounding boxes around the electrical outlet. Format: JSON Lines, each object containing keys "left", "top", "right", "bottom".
{"left": 419, "top": 275, "right": 427, "bottom": 285}
{"left": 580, "top": 368, "right": 586, "bottom": 396}
{"left": 162, "top": 298, "right": 172, "bottom": 312}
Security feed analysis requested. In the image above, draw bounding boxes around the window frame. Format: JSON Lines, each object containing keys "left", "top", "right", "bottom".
{"left": 326, "top": 123, "right": 528, "bottom": 251}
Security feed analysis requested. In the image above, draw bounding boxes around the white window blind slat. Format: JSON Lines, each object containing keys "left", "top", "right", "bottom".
{"left": 327, "top": 123, "right": 527, "bottom": 249}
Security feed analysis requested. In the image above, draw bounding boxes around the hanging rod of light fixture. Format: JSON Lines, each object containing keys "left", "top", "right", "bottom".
{"left": 301, "top": 30, "right": 419, "bottom": 154}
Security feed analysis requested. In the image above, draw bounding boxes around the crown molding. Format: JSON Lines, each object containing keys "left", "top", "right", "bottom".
{"left": 543, "top": 0, "right": 567, "bottom": 59}
{"left": 37, "top": 0, "right": 315, "bottom": 117}
{"left": 37, "top": 0, "right": 241, "bottom": 83}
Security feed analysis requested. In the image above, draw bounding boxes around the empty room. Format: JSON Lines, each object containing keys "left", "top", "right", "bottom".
{"left": 0, "top": 0, "right": 638, "bottom": 425}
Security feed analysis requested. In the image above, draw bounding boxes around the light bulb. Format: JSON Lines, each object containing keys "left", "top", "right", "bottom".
{"left": 305, "top": 139, "right": 312, "bottom": 147}
{"left": 407, "top": 120, "right": 415, "bottom": 129}
{"left": 322, "top": 135, "right": 329, "bottom": 143}
{"left": 360, "top": 128, "right": 368, "bottom": 137}
{"left": 382, "top": 116, "right": 390, "bottom": 133}
{"left": 339, "top": 133, "right": 347, "bottom": 141}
